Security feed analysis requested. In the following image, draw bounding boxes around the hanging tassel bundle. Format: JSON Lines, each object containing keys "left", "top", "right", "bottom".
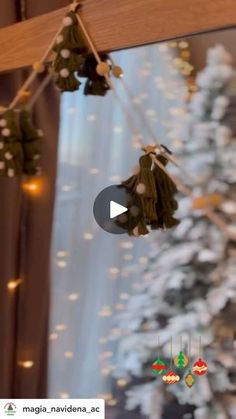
{"left": 120, "top": 148, "right": 179, "bottom": 236}
{"left": 77, "top": 55, "right": 110, "bottom": 96}
{"left": 0, "top": 109, "right": 23, "bottom": 177}
{"left": 20, "top": 110, "right": 42, "bottom": 175}
{"left": 150, "top": 154, "right": 180, "bottom": 230}
{"left": 52, "top": 8, "right": 88, "bottom": 92}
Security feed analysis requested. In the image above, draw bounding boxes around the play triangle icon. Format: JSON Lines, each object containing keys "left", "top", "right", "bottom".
{"left": 110, "top": 200, "right": 128, "bottom": 219}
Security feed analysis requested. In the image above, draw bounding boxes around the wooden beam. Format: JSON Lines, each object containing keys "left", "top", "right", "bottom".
{"left": 0, "top": 0, "right": 236, "bottom": 73}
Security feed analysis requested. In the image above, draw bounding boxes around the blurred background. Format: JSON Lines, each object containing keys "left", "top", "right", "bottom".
{"left": 48, "top": 28, "right": 236, "bottom": 419}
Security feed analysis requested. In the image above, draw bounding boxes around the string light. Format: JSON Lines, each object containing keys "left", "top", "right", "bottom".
{"left": 120, "top": 241, "right": 134, "bottom": 249}
{"left": 83, "top": 233, "right": 94, "bottom": 240}
{"left": 89, "top": 168, "right": 100, "bottom": 175}
{"left": 57, "top": 260, "right": 67, "bottom": 268}
{"left": 117, "top": 378, "right": 129, "bottom": 387}
{"left": 49, "top": 333, "right": 58, "bottom": 341}
{"left": 99, "top": 337, "right": 108, "bottom": 344}
{"left": 68, "top": 293, "right": 79, "bottom": 301}
{"left": 55, "top": 324, "right": 67, "bottom": 331}
{"left": 99, "top": 306, "right": 112, "bottom": 317}
{"left": 107, "top": 399, "right": 118, "bottom": 407}
{"left": 7, "top": 279, "right": 23, "bottom": 291}
{"left": 60, "top": 393, "right": 70, "bottom": 399}
{"left": 87, "top": 114, "right": 97, "bottom": 122}
{"left": 18, "top": 360, "right": 34, "bottom": 368}
{"left": 62, "top": 185, "right": 72, "bottom": 192}
{"left": 97, "top": 394, "right": 113, "bottom": 401}
{"left": 119, "top": 293, "right": 129, "bottom": 300}
{"left": 22, "top": 177, "right": 43, "bottom": 196}
{"left": 57, "top": 250, "right": 68, "bottom": 258}
{"left": 64, "top": 351, "right": 74, "bottom": 359}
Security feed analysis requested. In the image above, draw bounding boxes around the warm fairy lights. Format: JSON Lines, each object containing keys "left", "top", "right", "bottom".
{"left": 22, "top": 177, "right": 44, "bottom": 196}
{"left": 60, "top": 393, "right": 70, "bottom": 399}
{"left": 57, "top": 260, "right": 68, "bottom": 268}
{"left": 64, "top": 351, "right": 74, "bottom": 359}
{"left": 7, "top": 279, "right": 23, "bottom": 291}
{"left": 68, "top": 293, "right": 79, "bottom": 301}
{"left": 49, "top": 333, "right": 58, "bottom": 341}
{"left": 18, "top": 360, "right": 34, "bottom": 369}
{"left": 55, "top": 324, "right": 67, "bottom": 331}
{"left": 83, "top": 232, "right": 94, "bottom": 240}
{"left": 116, "top": 378, "right": 129, "bottom": 387}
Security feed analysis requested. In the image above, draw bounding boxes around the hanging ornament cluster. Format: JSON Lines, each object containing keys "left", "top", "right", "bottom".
{"left": 118, "top": 147, "right": 179, "bottom": 236}
{"left": 0, "top": 109, "right": 42, "bottom": 177}
{"left": 151, "top": 336, "right": 208, "bottom": 390}
{"left": 52, "top": 4, "right": 123, "bottom": 94}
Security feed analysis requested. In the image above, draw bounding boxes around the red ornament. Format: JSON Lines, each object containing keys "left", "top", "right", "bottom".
{"left": 193, "top": 358, "right": 208, "bottom": 376}
{"left": 162, "top": 369, "right": 180, "bottom": 384}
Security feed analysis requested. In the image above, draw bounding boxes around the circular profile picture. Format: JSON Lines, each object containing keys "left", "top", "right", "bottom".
{"left": 4, "top": 403, "right": 17, "bottom": 416}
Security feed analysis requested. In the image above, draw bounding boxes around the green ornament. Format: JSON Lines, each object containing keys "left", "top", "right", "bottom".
{"left": 151, "top": 357, "right": 167, "bottom": 375}
{"left": 174, "top": 351, "right": 189, "bottom": 369}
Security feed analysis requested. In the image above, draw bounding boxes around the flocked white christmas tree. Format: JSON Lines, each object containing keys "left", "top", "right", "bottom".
{"left": 111, "top": 45, "right": 236, "bottom": 419}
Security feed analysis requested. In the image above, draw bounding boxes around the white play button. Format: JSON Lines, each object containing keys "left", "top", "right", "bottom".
{"left": 110, "top": 201, "right": 128, "bottom": 219}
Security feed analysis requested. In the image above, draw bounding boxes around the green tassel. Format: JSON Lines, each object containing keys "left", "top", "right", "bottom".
{"left": 52, "top": 10, "right": 88, "bottom": 93}
{"left": 55, "top": 72, "right": 81, "bottom": 92}
{"left": 78, "top": 55, "right": 110, "bottom": 96}
{"left": 53, "top": 51, "right": 84, "bottom": 73}
{"left": 123, "top": 154, "right": 157, "bottom": 221}
{"left": 0, "top": 109, "right": 23, "bottom": 177}
{"left": 53, "top": 11, "right": 87, "bottom": 52}
{"left": 150, "top": 155, "right": 180, "bottom": 230}
{"left": 20, "top": 110, "right": 42, "bottom": 176}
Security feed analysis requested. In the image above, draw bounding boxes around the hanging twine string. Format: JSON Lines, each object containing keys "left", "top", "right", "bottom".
{"left": 27, "top": 74, "right": 53, "bottom": 110}
{"left": 189, "top": 335, "right": 192, "bottom": 361}
{"left": 199, "top": 336, "right": 202, "bottom": 358}
{"left": 75, "top": 11, "right": 235, "bottom": 241}
{"left": 170, "top": 336, "right": 173, "bottom": 369}
{"left": 157, "top": 335, "right": 160, "bottom": 358}
{"left": 8, "top": 8, "right": 71, "bottom": 110}
{"left": 180, "top": 335, "right": 183, "bottom": 351}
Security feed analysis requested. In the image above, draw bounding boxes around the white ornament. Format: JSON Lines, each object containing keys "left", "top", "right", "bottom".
{"left": 0, "top": 119, "right": 7, "bottom": 127}
{"left": 2, "top": 128, "right": 11, "bottom": 137}
{"left": 56, "top": 34, "right": 64, "bottom": 44}
{"left": 0, "top": 161, "right": 5, "bottom": 169}
{"left": 8, "top": 168, "right": 14, "bottom": 177}
{"left": 4, "top": 152, "right": 12, "bottom": 160}
{"left": 0, "top": 142, "right": 4, "bottom": 149}
{"left": 63, "top": 16, "right": 73, "bottom": 27}
{"left": 60, "top": 49, "right": 71, "bottom": 59}
{"left": 60, "top": 68, "right": 70, "bottom": 78}
{"left": 136, "top": 183, "right": 146, "bottom": 194}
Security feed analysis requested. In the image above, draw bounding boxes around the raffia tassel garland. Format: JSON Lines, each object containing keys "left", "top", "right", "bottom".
{"left": 0, "top": 110, "right": 23, "bottom": 177}
{"left": 20, "top": 110, "right": 42, "bottom": 176}
{"left": 77, "top": 55, "right": 110, "bottom": 96}
{"left": 52, "top": 8, "right": 88, "bottom": 92}
{"left": 150, "top": 154, "right": 180, "bottom": 230}
{"left": 123, "top": 154, "right": 157, "bottom": 219}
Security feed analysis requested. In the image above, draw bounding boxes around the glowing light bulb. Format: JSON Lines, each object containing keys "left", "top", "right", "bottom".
{"left": 55, "top": 324, "right": 67, "bottom": 331}
{"left": 60, "top": 393, "right": 70, "bottom": 399}
{"left": 18, "top": 360, "right": 34, "bottom": 368}
{"left": 22, "top": 178, "right": 43, "bottom": 196}
{"left": 7, "top": 279, "right": 23, "bottom": 290}
{"left": 49, "top": 333, "right": 58, "bottom": 341}
{"left": 64, "top": 351, "right": 73, "bottom": 359}
{"left": 68, "top": 293, "right": 79, "bottom": 301}
{"left": 107, "top": 399, "right": 118, "bottom": 407}
{"left": 57, "top": 260, "right": 67, "bottom": 268}
{"left": 117, "top": 378, "right": 128, "bottom": 387}
{"left": 83, "top": 233, "right": 94, "bottom": 240}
